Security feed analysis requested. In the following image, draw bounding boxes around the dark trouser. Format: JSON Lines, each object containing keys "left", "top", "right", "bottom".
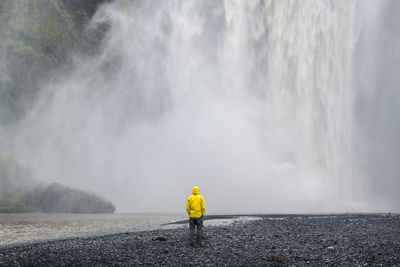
{"left": 189, "top": 217, "right": 203, "bottom": 243}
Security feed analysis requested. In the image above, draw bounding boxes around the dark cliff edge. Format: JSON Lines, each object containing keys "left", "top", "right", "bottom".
{"left": 36, "top": 182, "right": 115, "bottom": 213}
{"left": 0, "top": 155, "right": 35, "bottom": 212}
{"left": 0, "top": 155, "right": 115, "bottom": 213}
{"left": 0, "top": 0, "right": 109, "bottom": 121}
{"left": 0, "top": 0, "right": 113, "bottom": 213}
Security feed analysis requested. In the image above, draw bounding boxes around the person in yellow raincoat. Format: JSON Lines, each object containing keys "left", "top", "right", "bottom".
{"left": 186, "top": 186, "right": 206, "bottom": 245}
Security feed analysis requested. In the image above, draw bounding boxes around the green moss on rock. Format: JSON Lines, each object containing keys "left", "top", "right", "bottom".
{"left": 0, "top": 154, "right": 35, "bottom": 212}
{"left": 0, "top": 155, "right": 116, "bottom": 213}
{"left": 0, "top": 0, "right": 108, "bottom": 120}
{"left": 0, "top": 0, "right": 112, "bottom": 211}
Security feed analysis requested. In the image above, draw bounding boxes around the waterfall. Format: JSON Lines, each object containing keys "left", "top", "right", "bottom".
{"left": 223, "top": 1, "right": 357, "bottom": 195}
{"left": 10, "top": 0, "right": 399, "bottom": 212}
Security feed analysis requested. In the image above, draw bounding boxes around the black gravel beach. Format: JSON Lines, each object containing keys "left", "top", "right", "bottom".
{"left": 0, "top": 214, "right": 399, "bottom": 266}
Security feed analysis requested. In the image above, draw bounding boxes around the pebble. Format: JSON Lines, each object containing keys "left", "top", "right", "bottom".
{"left": 0, "top": 214, "right": 399, "bottom": 266}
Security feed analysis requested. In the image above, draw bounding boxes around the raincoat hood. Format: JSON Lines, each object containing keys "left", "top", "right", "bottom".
{"left": 192, "top": 187, "right": 200, "bottom": 195}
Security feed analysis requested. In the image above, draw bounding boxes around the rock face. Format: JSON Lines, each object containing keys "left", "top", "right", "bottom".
{"left": 0, "top": 0, "right": 113, "bottom": 213}
{"left": 39, "top": 183, "right": 115, "bottom": 213}
{"left": 0, "top": 0, "right": 108, "bottom": 121}
{"left": 0, "top": 155, "right": 116, "bottom": 213}
{"left": 0, "top": 155, "right": 35, "bottom": 212}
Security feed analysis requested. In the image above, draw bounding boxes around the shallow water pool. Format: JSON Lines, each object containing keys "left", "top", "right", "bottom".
{"left": 0, "top": 213, "right": 185, "bottom": 245}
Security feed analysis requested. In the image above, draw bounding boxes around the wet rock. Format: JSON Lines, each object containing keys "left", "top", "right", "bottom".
{"left": 267, "top": 256, "right": 286, "bottom": 263}
{"left": 39, "top": 182, "right": 115, "bottom": 213}
{"left": 154, "top": 237, "right": 168, "bottom": 241}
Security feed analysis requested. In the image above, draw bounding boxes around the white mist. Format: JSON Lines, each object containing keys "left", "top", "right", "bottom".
{"left": 8, "top": 0, "right": 400, "bottom": 213}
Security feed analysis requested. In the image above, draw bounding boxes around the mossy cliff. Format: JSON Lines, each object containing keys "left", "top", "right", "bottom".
{"left": 0, "top": 155, "right": 35, "bottom": 211}
{"left": 36, "top": 182, "right": 116, "bottom": 213}
{"left": 0, "top": 0, "right": 107, "bottom": 120}
{"left": 0, "top": 0, "right": 114, "bottom": 213}
{"left": 0, "top": 155, "right": 115, "bottom": 213}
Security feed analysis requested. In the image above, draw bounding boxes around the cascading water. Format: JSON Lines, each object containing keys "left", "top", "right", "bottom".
{"left": 262, "top": 1, "right": 356, "bottom": 198}
{"left": 8, "top": 0, "right": 399, "bottom": 213}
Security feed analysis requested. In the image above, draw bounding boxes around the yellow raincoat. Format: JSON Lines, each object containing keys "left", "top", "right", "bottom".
{"left": 186, "top": 187, "right": 206, "bottom": 218}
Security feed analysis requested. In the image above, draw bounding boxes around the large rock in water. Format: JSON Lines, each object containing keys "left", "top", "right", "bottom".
{"left": 39, "top": 183, "right": 115, "bottom": 213}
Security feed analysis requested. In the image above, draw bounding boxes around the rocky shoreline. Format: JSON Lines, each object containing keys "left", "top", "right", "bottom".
{"left": 0, "top": 214, "right": 399, "bottom": 266}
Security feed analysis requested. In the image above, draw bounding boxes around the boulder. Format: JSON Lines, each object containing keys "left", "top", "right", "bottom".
{"left": 39, "top": 182, "right": 115, "bottom": 213}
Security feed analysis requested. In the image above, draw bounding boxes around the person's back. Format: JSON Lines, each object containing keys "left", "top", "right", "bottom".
{"left": 186, "top": 186, "right": 206, "bottom": 245}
